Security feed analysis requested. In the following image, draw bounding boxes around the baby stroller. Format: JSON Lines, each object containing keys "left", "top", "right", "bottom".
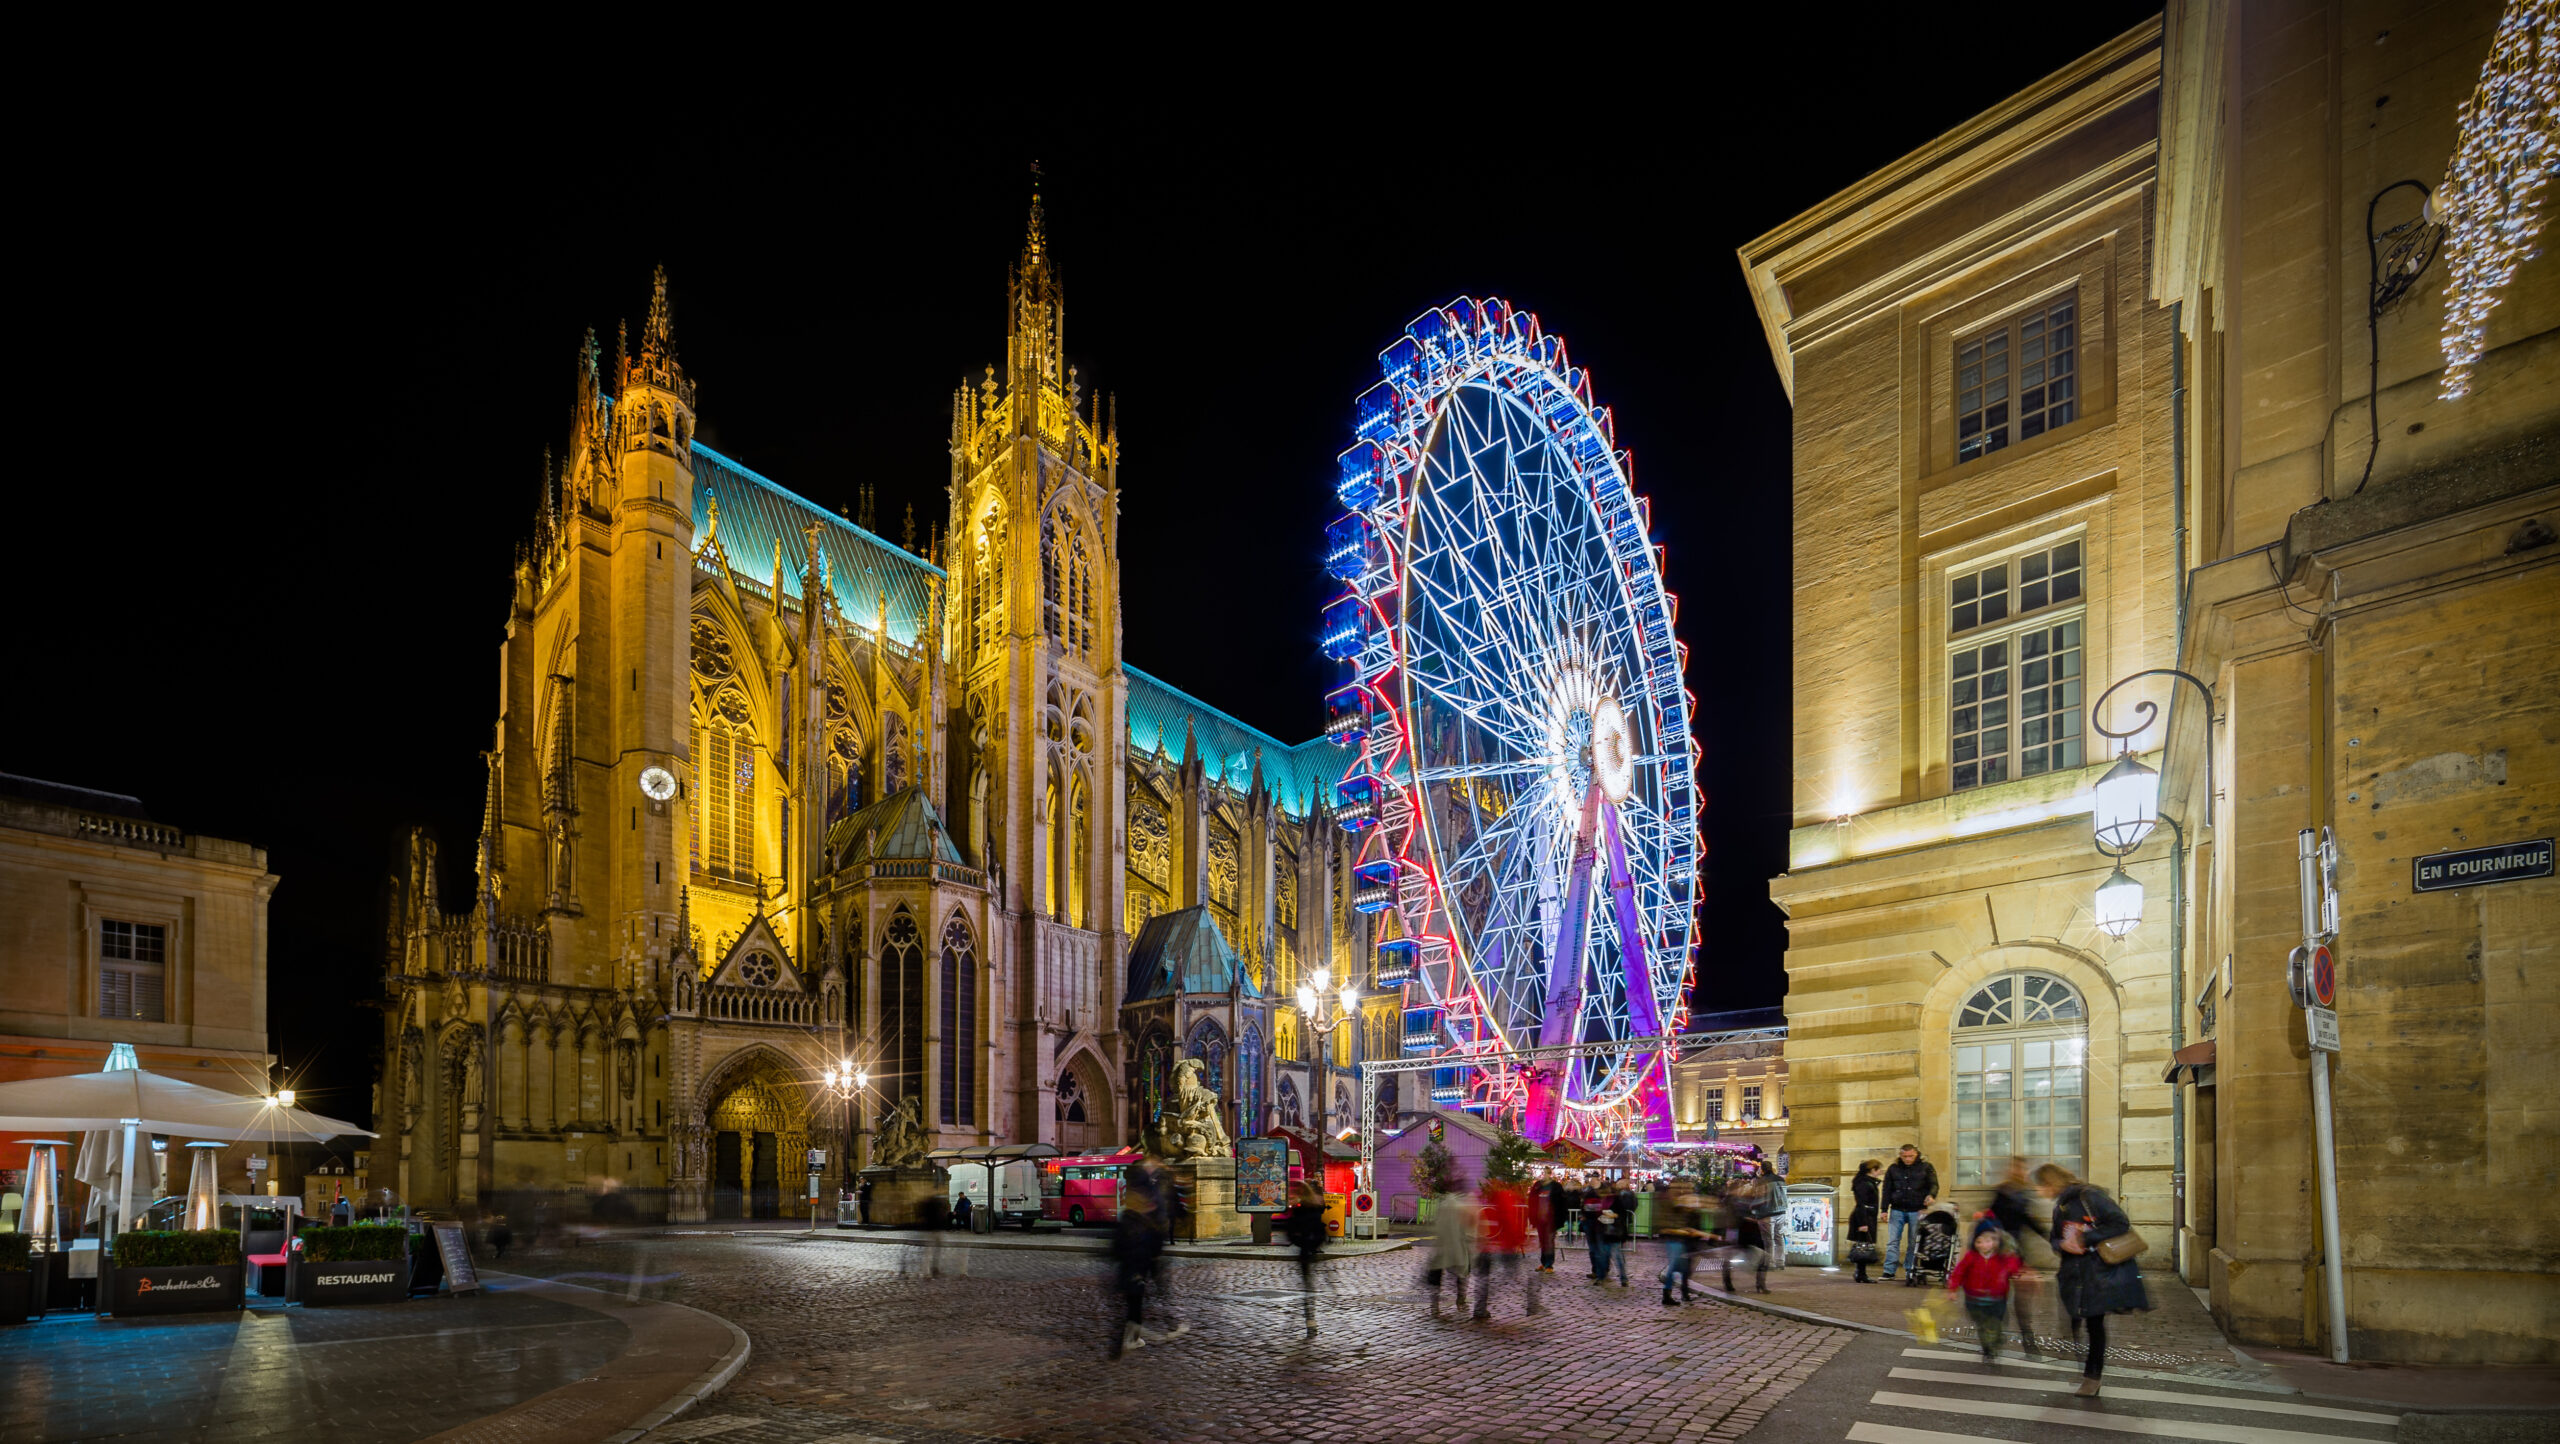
{"left": 1908, "top": 1202, "right": 1962, "bottom": 1285}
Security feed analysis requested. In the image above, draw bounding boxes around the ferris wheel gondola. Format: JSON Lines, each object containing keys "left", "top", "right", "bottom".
{"left": 1322, "top": 297, "right": 1700, "bottom": 1144}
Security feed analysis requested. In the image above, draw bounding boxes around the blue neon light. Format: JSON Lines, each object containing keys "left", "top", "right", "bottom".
{"left": 1318, "top": 595, "right": 1367, "bottom": 661}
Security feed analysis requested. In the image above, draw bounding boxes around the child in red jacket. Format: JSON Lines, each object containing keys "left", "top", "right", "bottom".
{"left": 1947, "top": 1224, "right": 2026, "bottom": 1360}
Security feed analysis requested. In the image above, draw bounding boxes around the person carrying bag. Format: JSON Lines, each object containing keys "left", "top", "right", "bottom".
{"left": 2035, "top": 1163, "right": 2150, "bottom": 1397}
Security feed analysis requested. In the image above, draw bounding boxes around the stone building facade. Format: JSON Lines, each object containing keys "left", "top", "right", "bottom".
{"left": 1670, "top": 1011, "right": 1789, "bottom": 1155}
{"left": 380, "top": 204, "right": 1392, "bottom": 1223}
{"left": 1745, "top": 3, "right": 2555, "bottom": 1364}
{"left": 0, "top": 774, "right": 280, "bottom": 1197}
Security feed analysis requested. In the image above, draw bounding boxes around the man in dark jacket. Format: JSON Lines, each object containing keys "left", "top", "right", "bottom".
{"left": 1879, "top": 1143, "right": 1938, "bottom": 1282}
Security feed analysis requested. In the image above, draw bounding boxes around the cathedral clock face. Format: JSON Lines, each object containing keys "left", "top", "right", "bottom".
{"left": 639, "top": 766, "right": 678, "bottom": 802}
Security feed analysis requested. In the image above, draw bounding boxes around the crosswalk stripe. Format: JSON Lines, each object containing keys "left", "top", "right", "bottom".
{"left": 1887, "top": 1368, "right": 2398, "bottom": 1425}
{"left": 1900, "top": 1347, "right": 2300, "bottom": 1394}
{"left": 1849, "top": 1423, "right": 2034, "bottom": 1444}
{"left": 1869, "top": 1390, "right": 2391, "bottom": 1444}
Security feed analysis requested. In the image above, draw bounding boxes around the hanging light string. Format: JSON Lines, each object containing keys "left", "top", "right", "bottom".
{"left": 2437, "top": 0, "right": 2558, "bottom": 400}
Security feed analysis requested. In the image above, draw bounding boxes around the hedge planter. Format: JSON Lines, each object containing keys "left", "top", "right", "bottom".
{"left": 0, "top": 1271, "right": 29, "bottom": 1324}
{"left": 292, "top": 1256, "right": 411, "bottom": 1305}
{"left": 110, "top": 1264, "right": 244, "bottom": 1316}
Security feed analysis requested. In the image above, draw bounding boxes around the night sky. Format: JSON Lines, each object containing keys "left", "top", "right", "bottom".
{"left": 19, "top": 10, "right": 2160, "bottom": 1125}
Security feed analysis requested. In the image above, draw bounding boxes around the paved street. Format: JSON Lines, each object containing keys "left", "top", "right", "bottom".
{"left": 2, "top": 1285, "right": 627, "bottom": 1444}
{"left": 1737, "top": 1330, "right": 2406, "bottom": 1444}
{"left": 499, "top": 1233, "right": 1848, "bottom": 1443}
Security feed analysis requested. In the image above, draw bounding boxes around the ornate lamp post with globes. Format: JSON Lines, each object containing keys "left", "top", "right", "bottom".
{"left": 820, "top": 1059, "right": 871, "bottom": 1224}
{"left": 1296, "top": 966, "right": 1360, "bottom": 1139}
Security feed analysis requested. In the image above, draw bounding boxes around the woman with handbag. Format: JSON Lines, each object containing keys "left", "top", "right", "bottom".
{"left": 2035, "top": 1163, "right": 2151, "bottom": 1396}
{"left": 1846, "top": 1160, "right": 1883, "bottom": 1283}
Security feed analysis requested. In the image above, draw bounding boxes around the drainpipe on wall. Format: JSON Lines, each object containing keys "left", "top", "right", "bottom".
{"left": 2167, "top": 299, "right": 2190, "bottom": 1281}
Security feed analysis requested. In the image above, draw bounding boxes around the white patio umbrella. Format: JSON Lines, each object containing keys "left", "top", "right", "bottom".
{"left": 0, "top": 1065, "right": 371, "bottom": 1241}
{"left": 75, "top": 1046, "right": 153, "bottom": 1236}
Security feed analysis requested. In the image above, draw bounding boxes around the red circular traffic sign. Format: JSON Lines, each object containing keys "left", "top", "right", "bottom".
{"left": 1352, "top": 1192, "right": 1375, "bottom": 1214}
{"left": 2308, "top": 944, "right": 2337, "bottom": 1008}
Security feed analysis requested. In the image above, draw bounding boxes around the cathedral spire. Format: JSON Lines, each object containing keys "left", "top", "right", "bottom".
{"left": 1023, "top": 160, "right": 1047, "bottom": 270}
{"left": 627, "top": 266, "right": 694, "bottom": 408}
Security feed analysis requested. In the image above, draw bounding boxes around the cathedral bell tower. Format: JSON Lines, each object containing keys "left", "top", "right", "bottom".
{"left": 608, "top": 267, "right": 698, "bottom": 995}
{"left": 947, "top": 183, "right": 1128, "bottom": 1145}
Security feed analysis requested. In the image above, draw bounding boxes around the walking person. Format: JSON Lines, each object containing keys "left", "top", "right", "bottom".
{"left": 1989, "top": 1156, "right": 2048, "bottom": 1352}
{"left": 1532, "top": 1177, "right": 1567, "bottom": 1273}
{"left": 1106, "top": 1188, "right": 1169, "bottom": 1358}
{"left": 2039, "top": 1163, "right": 2150, "bottom": 1396}
{"left": 1581, "top": 1186, "right": 1611, "bottom": 1282}
{"left": 1719, "top": 1174, "right": 1772, "bottom": 1294}
{"left": 1879, "top": 1143, "right": 1938, "bottom": 1284}
{"left": 1847, "top": 1159, "right": 1883, "bottom": 1283}
{"left": 1947, "top": 1222, "right": 2026, "bottom": 1361}
{"left": 1656, "top": 1180, "right": 1706, "bottom": 1306}
{"left": 1472, "top": 1176, "right": 1540, "bottom": 1318}
{"left": 1283, "top": 1180, "right": 1328, "bottom": 1338}
{"left": 1424, "top": 1180, "right": 1477, "bottom": 1316}
{"left": 1606, "top": 1180, "right": 1638, "bottom": 1287}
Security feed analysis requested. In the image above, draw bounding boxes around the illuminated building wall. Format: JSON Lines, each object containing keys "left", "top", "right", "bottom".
{"left": 1749, "top": 2, "right": 2558, "bottom": 1365}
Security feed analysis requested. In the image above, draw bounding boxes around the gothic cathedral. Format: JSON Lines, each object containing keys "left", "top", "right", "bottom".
{"left": 379, "top": 200, "right": 1403, "bottom": 1221}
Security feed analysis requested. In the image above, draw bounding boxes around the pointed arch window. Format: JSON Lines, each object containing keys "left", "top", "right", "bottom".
{"left": 1952, "top": 971, "right": 2087, "bottom": 1187}
{"left": 1240, "top": 1023, "right": 1263, "bottom": 1128}
{"left": 693, "top": 698, "right": 757, "bottom": 883}
{"left": 939, "top": 914, "right": 977, "bottom": 1127}
{"left": 881, "top": 910, "right": 924, "bottom": 1112}
{"left": 973, "top": 501, "right": 1007, "bottom": 654}
{"left": 1041, "top": 509, "right": 1097, "bottom": 656}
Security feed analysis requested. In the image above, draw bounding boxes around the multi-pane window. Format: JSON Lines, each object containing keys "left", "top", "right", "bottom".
{"left": 100, "top": 920, "right": 167, "bottom": 1022}
{"left": 1958, "top": 298, "right": 2078, "bottom": 462}
{"left": 693, "top": 716, "right": 757, "bottom": 882}
{"left": 1953, "top": 973, "right": 2087, "bottom": 1187}
{"left": 1950, "top": 539, "right": 2086, "bottom": 792}
{"left": 1742, "top": 1084, "right": 1763, "bottom": 1121}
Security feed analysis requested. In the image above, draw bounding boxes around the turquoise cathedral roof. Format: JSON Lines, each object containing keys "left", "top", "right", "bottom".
{"left": 1125, "top": 905, "right": 1261, "bottom": 1002}
{"left": 691, "top": 443, "right": 1338, "bottom": 820}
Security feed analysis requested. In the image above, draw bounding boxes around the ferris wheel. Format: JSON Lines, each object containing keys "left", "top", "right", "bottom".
{"left": 1321, "top": 297, "right": 1699, "bottom": 1144}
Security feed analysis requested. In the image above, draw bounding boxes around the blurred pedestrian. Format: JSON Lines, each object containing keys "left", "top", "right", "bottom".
{"left": 1107, "top": 1189, "right": 1169, "bottom": 1358}
{"left": 1282, "top": 1180, "right": 1328, "bottom": 1338}
{"left": 1719, "top": 1174, "right": 1771, "bottom": 1294}
{"left": 1847, "top": 1159, "right": 1882, "bottom": 1282}
{"left": 1581, "top": 1186, "right": 1611, "bottom": 1282}
{"left": 2039, "top": 1163, "right": 2150, "bottom": 1397}
{"left": 488, "top": 1213, "right": 513, "bottom": 1263}
{"left": 1424, "top": 1179, "right": 1476, "bottom": 1316}
{"left": 855, "top": 1175, "right": 874, "bottom": 1226}
{"left": 1947, "top": 1222, "right": 2025, "bottom": 1361}
{"left": 1656, "top": 1181, "right": 1707, "bottom": 1306}
{"left": 1533, "top": 1177, "right": 1568, "bottom": 1273}
{"left": 1472, "top": 1177, "right": 1540, "bottom": 1319}
{"left": 1606, "top": 1180, "right": 1637, "bottom": 1287}
{"left": 1990, "top": 1156, "right": 2047, "bottom": 1352}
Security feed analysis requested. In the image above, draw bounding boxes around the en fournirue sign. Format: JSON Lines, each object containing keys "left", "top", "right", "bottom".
{"left": 2412, "top": 838, "right": 2553, "bottom": 893}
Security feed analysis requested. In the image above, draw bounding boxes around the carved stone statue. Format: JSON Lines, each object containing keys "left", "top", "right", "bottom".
{"left": 873, "top": 1095, "right": 927, "bottom": 1170}
{"left": 1168, "top": 1057, "right": 1232, "bottom": 1162}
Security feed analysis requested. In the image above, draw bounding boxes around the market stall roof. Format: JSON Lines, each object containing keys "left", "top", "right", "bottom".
{"left": 0, "top": 1068, "right": 372, "bottom": 1141}
{"left": 922, "top": 1143, "right": 1061, "bottom": 1164}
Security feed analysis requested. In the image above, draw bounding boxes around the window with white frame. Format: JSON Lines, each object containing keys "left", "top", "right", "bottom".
{"left": 1950, "top": 539, "right": 2086, "bottom": 791}
{"left": 1958, "top": 297, "right": 2078, "bottom": 463}
{"left": 101, "top": 919, "right": 167, "bottom": 1021}
{"left": 1742, "top": 1083, "right": 1762, "bottom": 1121}
{"left": 1953, "top": 972, "right": 2086, "bottom": 1187}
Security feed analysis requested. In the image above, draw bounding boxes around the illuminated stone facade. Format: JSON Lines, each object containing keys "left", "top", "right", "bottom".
{"left": 1748, "top": 3, "right": 2556, "bottom": 1364}
{"left": 380, "top": 206, "right": 1384, "bottom": 1222}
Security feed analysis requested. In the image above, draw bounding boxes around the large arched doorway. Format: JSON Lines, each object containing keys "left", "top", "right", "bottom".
{"left": 701, "top": 1051, "right": 810, "bottom": 1221}
{"left": 1057, "top": 1050, "right": 1109, "bottom": 1153}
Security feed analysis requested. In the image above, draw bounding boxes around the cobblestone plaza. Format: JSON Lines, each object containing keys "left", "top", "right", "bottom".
{"left": 498, "top": 1235, "right": 1848, "bottom": 1444}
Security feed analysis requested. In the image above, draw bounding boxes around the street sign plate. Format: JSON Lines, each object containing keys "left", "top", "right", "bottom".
{"left": 2413, "top": 838, "right": 2553, "bottom": 893}
{"left": 2306, "top": 1006, "right": 2340, "bottom": 1052}
{"left": 2308, "top": 944, "right": 2336, "bottom": 1008}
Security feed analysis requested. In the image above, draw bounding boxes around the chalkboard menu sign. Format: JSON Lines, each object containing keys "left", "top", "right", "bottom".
{"left": 430, "top": 1223, "right": 480, "bottom": 1295}
{"left": 1236, "top": 1137, "right": 1289, "bottom": 1214}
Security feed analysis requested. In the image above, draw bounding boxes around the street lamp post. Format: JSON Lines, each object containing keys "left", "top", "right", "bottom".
{"left": 1296, "top": 967, "right": 1360, "bottom": 1140}
{"left": 820, "top": 1060, "right": 871, "bottom": 1230}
